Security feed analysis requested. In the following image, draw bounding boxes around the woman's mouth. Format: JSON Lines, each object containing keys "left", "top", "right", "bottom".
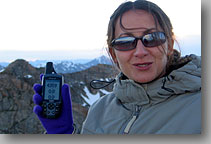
{"left": 133, "top": 62, "right": 152, "bottom": 70}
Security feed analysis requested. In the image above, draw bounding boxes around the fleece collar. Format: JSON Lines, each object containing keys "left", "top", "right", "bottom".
{"left": 113, "top": 55, "right": 201, "bottom": 106}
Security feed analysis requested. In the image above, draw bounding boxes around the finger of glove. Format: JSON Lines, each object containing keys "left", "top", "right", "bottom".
{"left": 33, "top": 83, "right": 42, "bottom": 95}
{"left": 62, "top": 84, "right": 73, "bottom": 111}
{"left": 40, "top": 74, "right": 43, "bottom": 81}
{"left": 33, "top": 93, "right": 43, "bottom": 105}
{"left": 33, "top": 105, "right": 43, "bottom": 117}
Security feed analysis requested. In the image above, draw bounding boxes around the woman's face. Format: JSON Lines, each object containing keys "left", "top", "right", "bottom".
{"left": 110, "top": 10, "right": 173, "bottom": 83}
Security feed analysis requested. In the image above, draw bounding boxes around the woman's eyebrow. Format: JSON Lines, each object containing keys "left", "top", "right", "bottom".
{"left": 118, "top": 33, "right": 134, "bottom": 37}
{"left": 143, "top": 28, "right": 157, "bottom": 34}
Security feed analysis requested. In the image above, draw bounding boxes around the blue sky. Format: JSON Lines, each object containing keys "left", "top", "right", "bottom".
{"left": 0, "top": 0, "right": 201, "bottom": 62}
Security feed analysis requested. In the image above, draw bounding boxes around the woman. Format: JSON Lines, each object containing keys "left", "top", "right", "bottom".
{"left": 33, "top": 0, "right": 201, "bottom": 134}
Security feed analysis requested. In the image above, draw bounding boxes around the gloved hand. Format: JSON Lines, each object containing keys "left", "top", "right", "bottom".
{"left": 33, "top": 75, "right": 74, "bottom": 134}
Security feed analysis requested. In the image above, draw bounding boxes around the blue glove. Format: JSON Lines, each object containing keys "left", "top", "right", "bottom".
{"left": 33, "top": 75, "right": 74, "bottom": 134}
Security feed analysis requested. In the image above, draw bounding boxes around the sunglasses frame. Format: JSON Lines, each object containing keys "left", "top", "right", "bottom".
{"left": 111, "top": 31, "right": 166, "bottom": 51}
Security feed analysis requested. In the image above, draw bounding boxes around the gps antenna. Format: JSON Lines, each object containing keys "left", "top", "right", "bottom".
{"left": 45, "top": 62, "right": 57, "bottom": 74}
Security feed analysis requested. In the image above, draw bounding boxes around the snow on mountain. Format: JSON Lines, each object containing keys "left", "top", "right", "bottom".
{"left": 0, "top": 55, "right": 113, "bottom": 74}
{"left": 29, "top": 60, "right": 48, "bottom": 68}
{"left": 0, "top": 68, "right": 4, "bottom": 73}
{"left": 82, "top": 86, "right": 100, "bottom": 106}
{"left": 0, "top": 62, "right": 9, "bottom": 67}
{"left": 29, "top": 58, "right": 92, "bottom": 68}
{"left": 30, "top": 55, "right": 112, "bottom": 73}
{"left": 0, "top": 64, "right": 7, "bottom": 72}
{"left": 54, "top": 61, "right": 89, "bottom": 73}
{"left": 0, "top": 62, "right": 10, "bottom": 72}
{"left": 82, "top": 86, "right": 111, "bottom": 105}
{"left": 85, "top": 55, "right": 112, "bottom": 67}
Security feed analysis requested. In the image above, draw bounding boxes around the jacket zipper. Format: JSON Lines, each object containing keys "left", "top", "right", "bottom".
{"left": 123, "top": 105, "right": 140, "bottom": 134}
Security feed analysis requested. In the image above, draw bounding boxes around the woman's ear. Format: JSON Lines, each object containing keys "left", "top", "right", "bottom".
{"left": 109, "top": 47, "right": 117, "bottom": 63}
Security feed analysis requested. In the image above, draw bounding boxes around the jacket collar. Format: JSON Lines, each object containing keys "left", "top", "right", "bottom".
{"left": 113, "top": 55, "right": 201, "bottom": 106}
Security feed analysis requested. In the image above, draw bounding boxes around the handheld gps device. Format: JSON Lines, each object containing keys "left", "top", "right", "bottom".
{"left": 41, "top": 62, "right": 63, "bottom": 119}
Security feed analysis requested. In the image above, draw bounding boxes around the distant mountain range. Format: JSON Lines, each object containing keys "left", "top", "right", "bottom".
{"left": 0, "top": 55, "right": 113, "bottom": 73}
{"left": 0, "top": 65, "right": 4, "bottom": 72}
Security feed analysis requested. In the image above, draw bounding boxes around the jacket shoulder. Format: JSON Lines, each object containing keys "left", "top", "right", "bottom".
{"left": 190, "top": 54, "right": 201, "bottom": 68}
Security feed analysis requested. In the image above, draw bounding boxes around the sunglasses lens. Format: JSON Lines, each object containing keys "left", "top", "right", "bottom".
{"left": 111, "top": 32, "right": 166, "bottom": 51}
{"left": 112, "top": 37, "right": 136, "bottom": 51}
{"left": 142, "top": 32, "right": 166, "bottom": 47}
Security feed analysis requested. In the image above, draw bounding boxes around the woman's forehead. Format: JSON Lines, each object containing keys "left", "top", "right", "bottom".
{"left": 115, "top": 9, "right": 162, "bottom": 37}
{"left": 120, "top": 10, "right": 156, "bottom": 29}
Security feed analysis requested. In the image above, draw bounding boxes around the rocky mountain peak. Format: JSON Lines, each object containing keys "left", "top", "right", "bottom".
{"left": 3, "top": 59, "right": 43, "bottom": 78}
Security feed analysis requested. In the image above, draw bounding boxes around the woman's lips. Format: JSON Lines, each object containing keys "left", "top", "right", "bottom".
{"left": 133, "top": 62, "right": 153, "bottom": 70}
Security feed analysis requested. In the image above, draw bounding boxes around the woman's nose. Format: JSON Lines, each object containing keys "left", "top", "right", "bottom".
{"left": 133, "top": 40, "right": 149, "bottom": 58}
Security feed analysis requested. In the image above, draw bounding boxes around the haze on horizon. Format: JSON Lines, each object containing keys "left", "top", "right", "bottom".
{"left": 0, "top": 0, "right": 201, "bottom": 62}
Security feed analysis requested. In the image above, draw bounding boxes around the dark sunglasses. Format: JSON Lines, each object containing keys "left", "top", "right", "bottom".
{"left": 111, "top": 32, "right": 166, "bottom": 51}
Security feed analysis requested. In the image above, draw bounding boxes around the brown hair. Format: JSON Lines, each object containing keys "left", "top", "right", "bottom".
{"left": 106, "top": 0, "right": 185, "bottom": 74}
